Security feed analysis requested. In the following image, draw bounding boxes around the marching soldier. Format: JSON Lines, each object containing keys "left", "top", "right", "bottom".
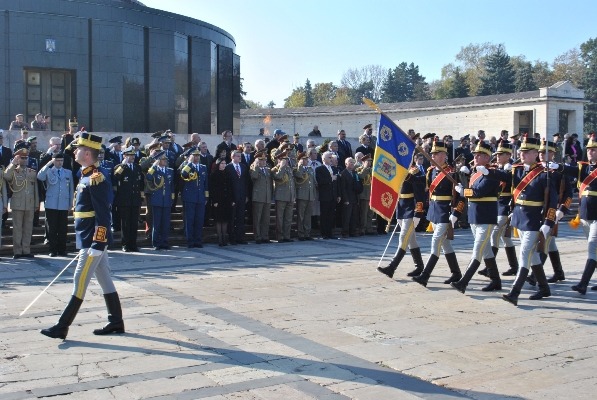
{"left": 477, "top": 135, "right": 558, "bottom": 305}
{"left": 411, "top": 138, "right": 463, "bottom": 287}
{"left": 450, "top": 141, "right": 502, "bottom": 294}
{"left": 180, "top": 147, "right": 209, "bottom": 248}
{"left": 356, "top": 155, "right": 376, "bottom": 236}
{"left": 5, "top": 144, "right": 39, "bottom": 259}
{"left": 377, "top": 158, "right": 426, "bottom": 279}
{"left": 272, "top": 150, "right": 296, "bottom": 242}
{"left": 146, "top": 151, "right": 175, "bottom": 250}
{"left": 294, "top": 151, "right": 316, "bottom": 241}
{"left": 112, "top": 146, "right": 144, "bottom": 252}
{"left": 250, "top": 151, "right": 273, "bottom": 244}
{"left": 41, "top": 132, "right": 124, "bottom": 339}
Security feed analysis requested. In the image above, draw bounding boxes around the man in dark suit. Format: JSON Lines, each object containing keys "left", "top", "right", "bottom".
{"left": 265, "top": 130, "right": 284, "bottom": 167}
{"left": 335, "top": 129, "right": 353, "bottom": 169}
{"left": 225, "top": 150, "right": 249, "bottom": 245}
{"left": 292, "top": 134, "right": 304, "bottom": 153}
{"left": 355, "top": 134, "right": 374, "bottom": 158}
{"left": 315, "top": 151, "right": 341, "bottom": 239}
{"left": 340, "top": 157, "right": 360, "bottom": 237}
{"left": 240, "top": 142, "right": 255, "bottom": 224}
{"left": 0, "top": 130, "right": 12, "bottom": 168}
{"left": 198, "top": 142, "right": 214, "bottom": 170}
{"left": 215, "top": 130, "right": 237, "bottom": 163}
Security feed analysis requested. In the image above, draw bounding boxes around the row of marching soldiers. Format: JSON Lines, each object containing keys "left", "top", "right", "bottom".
{"left": 377, "top": 134, "right": 597, "bottom": 306}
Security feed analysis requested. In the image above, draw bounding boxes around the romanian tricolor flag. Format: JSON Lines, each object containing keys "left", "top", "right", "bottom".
{"left": 370, "top": 114, "right": 416, "bottom": 222}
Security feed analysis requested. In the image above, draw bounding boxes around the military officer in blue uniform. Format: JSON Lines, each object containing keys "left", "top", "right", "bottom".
{"left": 113, "top": 145, "right": 144, "bottom": 252}
{"left": 555, "top": 134, "right": 597, "bottom": 294}
{"left": 146, "top": 151, "right": 175, "bottom": 250}
{"left": 377, "top": 160, "right": 426, "bottom": 279}
{"left": 450, "top": 141, "right": 502, "bottom": 294}
{"left": 411, "top": 138, "right": 463, "bottom": 287}
{"left": 41, "top": 132, "right": 124, "bottom": 339}
{"left": 180, "top": 147, "right": 209, "bottom": 248}
{"left": 477, "top": 136, "right": 558, "bottom": 306}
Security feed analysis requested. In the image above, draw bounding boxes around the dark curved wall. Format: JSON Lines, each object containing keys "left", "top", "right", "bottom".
{"left": 0, "top": 0, "right": 240, "bottom": 134}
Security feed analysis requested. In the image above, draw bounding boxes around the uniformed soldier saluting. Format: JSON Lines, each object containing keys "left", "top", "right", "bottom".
{"left": 477, "top": 135, "right": 558, "bottom": 306}
{"left": 272, "top": 149, "right": 296, "bottom": 242}
{"left": 113, "top": 145, "right": 144, "bottom": 252}
{"left": 250, "top": 150, "right": 273, "bottom": 244}
{"left": 377, "top": 156, "right": 426, "bottom": 279}
{"left": 356, "top": 154, "right": 376, "bottom": 236}
{"left": 180, "top": 146, "right": 209, "bottom": 248}
{"left": 411, "top": 138, "right": 463, "bottom": 287}
{"left": 41, "top": 132, "right": 124, "bottom": 339}
{"left": 293, "top": 151, "right": 316, "bottom": 241}
{"left": 450, "top": 141, "right": 502, "bottom": 294}
{"left": 146, "top": 151, "right": 175, "bottom": 250}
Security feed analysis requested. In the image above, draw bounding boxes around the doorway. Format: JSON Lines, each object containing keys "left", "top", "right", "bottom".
{"left": 24, "top": 69, "right": 76, "bottom": 132}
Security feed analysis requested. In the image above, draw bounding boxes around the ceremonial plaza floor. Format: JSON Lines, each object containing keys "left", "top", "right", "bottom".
{"left": 1, "top": 225, "right": 596, "bottom": 400}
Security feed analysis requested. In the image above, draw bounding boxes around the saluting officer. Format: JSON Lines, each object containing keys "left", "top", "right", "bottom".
{"left": 450, "top": 141, "right": 502, "bottom": 294}
{"left": 0, "top": 163, "right": 8, "bottom": 259}
{"left": 377, "top": 158, "right": 426, "bottom": 279}
{"left": 272, "top": 149, "right": 296, "bottom": 242}
{"left": 356, "top": 154, "right": 376, "bottom": 236}
{"left": 411, "top": 138, "right": 463, "bottom": 287}
{"left": 146, "top": 151, "right": 175, "bottom": 250}
{"left": 140, "top": 143, "right": 160, "bottom": 239}
{"left": 41, "top": 132, "right": 124, "bottom": 339}
{"left": 477, "top": 135, "right": 558, "bottom": 306}
{"left": 180, "top": 146, "right": 209, "bottom": 248}
{"left": 294, "top": 151, "right": 316, "bottom": 241}
{"left": 113, "top": 146, "right": 144, "bottom": 252}
{"left": 250, "top": 150, "right": 273, "bottom": 244}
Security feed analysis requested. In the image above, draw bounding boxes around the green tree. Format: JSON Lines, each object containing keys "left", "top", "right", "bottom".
{"left": 380, "top": 62, "right": 428, "bottom": 102}
{"left": 552, "top": 48, "right": 585, "bottom": 86}
{"left": 304, "top": 79, "right": 314, "bottom": 107}
{"left": 243, "top": 100, "right": 263, "bottom": 109}
{"left": 312, "top": 82, "right": 338, "bottom": 106}
{"left": 267, "top": 100, "right": 276, "bottom": 109}
{"left": 477, "top": 44, "right": 516, "bottom": 95}
{"left": 348, "top": 80, "right": 374, "bottom": 104}
{"left": 446, "top": 67, "right": 469, "bottom": 98}
{"left": 581, "top": 37, "right": 597, "bottom": 133}
{"left": 514, "top": 62, "right": 537, "bottom": 92}
{"left": 283, "top": 87, "right": 305, "bottom": 108}
{"left": 531, "top": 60, "right": 554, "bottom": 88}
{"left": 455, "top": 42, "right": 499, "bottom": 95}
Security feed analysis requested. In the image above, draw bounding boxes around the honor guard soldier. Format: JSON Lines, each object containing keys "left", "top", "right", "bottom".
{"left": 555, "top": 134, "right": 597, "bottom": 294}
{"left": 37, "top": 152, "right": 74, "bottom": 257}
{"left": 180, "top": 146, "right": 209, "bottom": 248}
{"left": 450, "top": 141, "right": 502, "bottom": 294}
{"left": 146, "top": 151, "right": 175, "bottom": 250}
{"left": 487, "top": 140, "right": 520, "bottom": 277}
{"left": 377, "top": 158, "right": 426, "bottom": 279}
{"left": 272, "top": 149, "right": 296, "bottom": 242}
{"left": 250, "top": 150, "right": 273, "bottom": 244}
{"left": 477, "top": 135, "right": 558, "bottom": 305}
{"left": 410, "top": 138, "right": 463, "bottom": 287}
{"left": 5, "top": 144, "right": 39, "bottom": 259}
{"left": 113, "top": 146, "right": 144, "bottom": 252}
{"left": 356, "top": 155, "right": 376, "bottom": 236}
{"left": 294, "top": 151, "right": 316, "bottom": 241}
{"left": 41, "top": 133, "right": 124, "bottom": 339}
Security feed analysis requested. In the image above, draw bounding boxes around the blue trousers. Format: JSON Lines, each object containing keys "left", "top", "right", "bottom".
{"left": 184, "top": 201, "right": 206, "bottom": 246}
{"left": 152, "top": 206, "right": 171, "bottom": 248}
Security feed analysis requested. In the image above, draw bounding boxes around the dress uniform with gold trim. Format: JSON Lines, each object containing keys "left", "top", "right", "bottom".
{"left": 146, "top": 151, "right": 175, "bottom": 250}
{"left": 180, "top": 146, "right": 209, "bottom": 248}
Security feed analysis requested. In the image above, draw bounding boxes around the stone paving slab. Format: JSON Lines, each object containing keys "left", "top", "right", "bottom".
{"left": 0, "top": 225, "right": 595, "bottom": 399}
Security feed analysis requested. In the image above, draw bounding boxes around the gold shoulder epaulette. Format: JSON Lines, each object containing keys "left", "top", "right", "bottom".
{"left": 426, "top": 166, "right": 434, "bottom": 172}
{"left": 408, "top": 166, "right": 419, "bottom": 174}
{"left": 90, "top": 171, "right": 105, "bottom": 185}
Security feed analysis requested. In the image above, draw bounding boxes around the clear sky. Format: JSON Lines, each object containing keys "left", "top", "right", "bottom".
{"left": 141, "top": 0, "right": 597, "bottom": 107}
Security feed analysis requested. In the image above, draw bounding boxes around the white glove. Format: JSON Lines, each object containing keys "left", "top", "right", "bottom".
{"left": 504, "top": 163, "right": 513, "bottom": 172}
{"left": 476, "top": 165, "right": 489, "bottom": 175}
{"left": 455, "top": 183, "right": 463, "bottom": 194}
{"left": 459, "top": 166, "right": 470, "bottom": 174}
{"left": 581, "top": 219, "right": 587, "bottom": 225}
{"left": 449, "top": 214, "right": 458, "bottom": 227}
{"left": 556, "top": 210, "right": 564, "bottom": 222}
{"left": 541, "top": 161, "right": 559, "bottom": 170}
{"left": 539, "top": 225, "right": 551, "bottom": 238}
{"left": 412, "top": 217, "right": 420, "bottom": 228}
{"left": 87, "top": 248, "right": 103, "bottom": 257}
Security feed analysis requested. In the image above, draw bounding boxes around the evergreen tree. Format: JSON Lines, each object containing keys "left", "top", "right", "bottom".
{"left": 446, "top": 67, "right": 469, "bottom": 98}
{"left": 380, "top": 68, "right": 396, "bottom": 103}
{"left": 304, "top": 79, "right": 314, "bottom": 107}
{"left": 477, "top": 45, "right": 516, "bottom": 95}
{"left": 514, "top": 62, "right": 537, "bottom": 92}
{"left": 348, "top": 80, "right": 374, "bottom": 104}
{"left": 581, "top": 38, "right": 597, "bottom": 133}
{"left": 380, "top": 62, "right": 428, "bottom": 102}
{"left": 267, "top": 100, "right": 276, "bottom": 109}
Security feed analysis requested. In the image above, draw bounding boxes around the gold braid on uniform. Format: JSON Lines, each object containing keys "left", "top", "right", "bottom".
{"left": 8, "top": 167, "right": 27, "bottom": 193}
{"left": 272, "top": 166, "right": 289, "bottom": 184}
{"left": 294, "top": 167, "right": 309, "bottom": 185}
{"left": 181, "top": 171, "right": 198, "bottom": 182}
{"left": 90, "top": 170, "right": 105, "bottom": 185}
{"left": 146, "top": 168, "right": 165, "bottom": 191}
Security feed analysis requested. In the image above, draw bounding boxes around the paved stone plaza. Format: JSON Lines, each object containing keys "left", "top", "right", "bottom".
{"left": 1, "top": 225, "right": 596, "bottom": 399}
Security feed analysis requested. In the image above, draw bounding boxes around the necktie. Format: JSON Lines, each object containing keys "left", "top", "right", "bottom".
{"left": 419, "top": 165, "right": 424, "bottom": 174}
{"left": 57, "top": 169, "right": 61, "bottom": 179}
{"left": 246, "top": 155, "right": 249, "bottom": 163}
{"left": 304, "top": 167, "right": 308, "bottom": 172}
{"left": 312, "top": 161, "right": 316, "bottom": 167}
{"left": 261, "top": 168, "right": 265, "bottom": 175}
{"left": 235, "top": 164, "right": 241, "bottom": 178}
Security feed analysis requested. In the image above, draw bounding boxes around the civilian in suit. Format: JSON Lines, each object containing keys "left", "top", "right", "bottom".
{"left": 180, "top": 147, "right": 209, "bottom": 248}
{"left": 240, "top": 142, "right": 255, "bottom": 224}
{"left": 265, "top": 130, "right": 284, "bottom": 167}
{"left": 335, "top": 129, "right": 353, "bottom": 170}
{"left": 340, "top": 158, "right": 360, "bottom": 237}
{"left": 250, "top": 151, "right": 273, "bottom": 244}
{"left": 355, "top": 134, "right": 375, "bottom": 159}
{"left": 146, "top": 152, "right": 175, "bottom": 250}
{"left": 315, "top": 151, "right": 340, "bottom": 239}
{"left": 225, "top": 150, "right": 249, "bottom": 245}
{"left": 166, "top": 131, "right": 183, "bottom": 158}
{"left": 198, "top": 142, "right": 214, "bottom": 226}
{"left": 107, "top": 136, "right": 124, "bottom": 232}
{"left": 113, "top": 147, "right": 144, "bottom": 252}
{"left": 0, "top": 131, "right": 13, "bottom": 228}
{"left": 307, "top": 148, "right": 322, "bottom": 229}
{"left": 210, "top": 158, "right": 232, "bottom": 246}
{"left": 215, "top": 130, "right": 237, "bottom": 163}
{"left": 294, "top": 152, "right": 316, "bottom": 241}
{"left": 272, "top": 150, "right": 296, "bottom": 242}
{"left": 292, "top": 134, "right": 304, "bottom": 153}
{"left": 328, "top": 141, "right": 343, "bottom": 172}
{"left": 37, "top": 153, "right": 74, "bottom": 256}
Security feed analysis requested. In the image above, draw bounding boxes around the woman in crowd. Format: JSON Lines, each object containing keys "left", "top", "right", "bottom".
{"left": 565, "top": 134, "right": 582, "bottom": 166}
{"left": 210, "top": 157, "right": 231, "bottom": 246}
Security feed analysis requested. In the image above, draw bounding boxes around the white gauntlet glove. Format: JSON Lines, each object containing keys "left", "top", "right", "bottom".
{"left": 539, "top": 225, "right": 551, "bottom": 238}
{"left": 459, "top": 166, "right": 470, "bottom": 174}
{"left": 504, "top": 163, "right": 512, "bottom": 172}
{"left": 455, "top": 183, "right": 464, "bottom": 194}
{"left": 476, "top": 166, "right": 489, "bottom": 175}
{"left": 555, "top": 210, "right": 564, "bottom": 222}
{"left": 413, "top": 217, "right": 420, "bottom": 228}
{"left": 449, "top": 214, "right": 458, "bottom": 227}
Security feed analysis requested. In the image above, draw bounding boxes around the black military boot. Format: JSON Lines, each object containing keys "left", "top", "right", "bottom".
{"left": 591, "top": 285, "right": 597, "bottom": 291}
{"left": 412, "top": 254, "right": 439, "bottom": 287}
{"left": 502, "top": 267, "right": 529, "bottom": 306}
{"left": 377, "top": 248, "right": 406, "bottom": 279}
{"left": 546, "top": 251, "right": 565, "bottom": 283}
{"left": 407, "top": 247, "right": 424, "bottom": 277}
{"left": 482, "top": 258, "right": 502, "bottom": 291}
{"left": 450, "top": 259, "right": 481, "bottom": 294}
{"left": 571, "top": 259, "right": 597, "bottom": 295}
{"left": 443, "top": 253, "right": 462, "bottom": 284}
{"left": 502, "top": 246, "right": 519, "bottom": 276}
{"left": 529, "top": 265, "right": 551, "bottom": 300}
{"left": 477, "top": 266, "right": 488, "bottom": 277}
{"left": 526, "top": 254, "right": 547, "bottom": 286}
{"left": 40, "top": 296, "right": 83, "bottom": 339}
{"left": 93, "top": 292, "right": 125, "bottom": 335}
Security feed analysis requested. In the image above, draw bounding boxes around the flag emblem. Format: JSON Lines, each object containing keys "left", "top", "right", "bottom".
{"left": 380, "top": 126, "right": 393, "bottom": 141}
{"left": 398, "top": 142, "right": 409, "bottom": 156}
{"left": 374, "top": 155, "right": 396, "bottom": 181}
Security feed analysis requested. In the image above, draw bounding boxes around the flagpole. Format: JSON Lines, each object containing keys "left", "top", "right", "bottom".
{"left": 363, "top": 98, "right": 458, "bottom": 185}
